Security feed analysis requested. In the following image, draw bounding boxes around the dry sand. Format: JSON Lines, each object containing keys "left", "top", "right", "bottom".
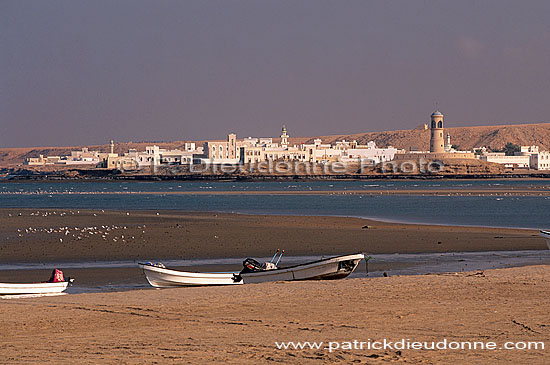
{"left": 0, "top": 265, "right": 548, "bottom": 363}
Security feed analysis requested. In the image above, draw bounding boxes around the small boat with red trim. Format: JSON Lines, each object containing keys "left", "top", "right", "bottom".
{"left": 0, "top": 269, "right": 74, "bottom": 295}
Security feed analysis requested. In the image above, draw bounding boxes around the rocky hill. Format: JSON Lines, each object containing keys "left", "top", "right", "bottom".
{"left": 303, "top": 123, "right": 550, "bottom": 151}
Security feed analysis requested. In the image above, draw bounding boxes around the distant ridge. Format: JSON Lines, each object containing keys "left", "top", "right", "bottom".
{"left": 301, "top": 123, "right": 550, "bottom": 151}
{"left": 1, "top": 123, "right": 549, "bottom": 167}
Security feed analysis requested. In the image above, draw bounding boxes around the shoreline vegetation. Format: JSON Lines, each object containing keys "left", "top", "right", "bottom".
{"left": 0, "top": 209, "right": 546, "bottom": 264}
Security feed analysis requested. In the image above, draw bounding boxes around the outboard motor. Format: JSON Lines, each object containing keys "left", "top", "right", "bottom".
{"left": 241, "top": 258, "right": 264, "bottom": 273}
{"left": 233, "top": 258, "right": 278, "bottom": 283}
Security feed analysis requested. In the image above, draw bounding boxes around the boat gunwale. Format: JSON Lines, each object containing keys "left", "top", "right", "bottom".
{"left": 0, "top": 281, "right": 70, "bottom": 288}
{"left": 240, "top": 253, "right": 365, "bottom": 277}
{"left": 138, "top": 263, "right": 238, "bottom": 278}
{"left": 0, "top": 281, "right": 70, "bottom": 295}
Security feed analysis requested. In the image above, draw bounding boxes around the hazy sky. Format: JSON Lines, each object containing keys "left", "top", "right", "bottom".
{"left": 2, "top": 0, "right": 549, "bottom": 147}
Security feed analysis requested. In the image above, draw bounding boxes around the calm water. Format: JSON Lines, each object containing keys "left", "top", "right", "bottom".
{"left": 2, "top": 179, "right": 550, "bottom": 193}
{"left": 1, "top": 180, "right": 549, "bottom": 229}
{"left": 2, "top": 251, "right": 549, "bottom": 294}
{"left": 1, "top": 180, "right": 549, "bottom": 294}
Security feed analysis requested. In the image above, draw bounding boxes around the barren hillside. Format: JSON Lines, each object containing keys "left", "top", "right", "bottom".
{"left": 304, "top": 123, "right": 550, "bottom": 151}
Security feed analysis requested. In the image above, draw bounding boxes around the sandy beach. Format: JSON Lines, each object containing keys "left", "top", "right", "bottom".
{"left": 1, "top": 208, "right": 548, "bottom": 363}
{"left": 1, "top": 265, "right": 548, "bottom": 363}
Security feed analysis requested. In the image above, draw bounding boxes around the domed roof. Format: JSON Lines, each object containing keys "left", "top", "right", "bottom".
{"left": 431, "top": 110, "right": 443, "bottom": 117}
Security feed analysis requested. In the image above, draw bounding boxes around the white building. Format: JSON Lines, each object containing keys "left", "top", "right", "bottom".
{"left": 241, "top": 139, "right": 313, "bottom": 163}
{"left": 343, "top": 141, "right": 399, "bottom": 164}
{"left": 479, "top": 153, "right": 530, "bottom": 168}
{"left": 25, "top": 146, "right": 103, "bottom": 166}
{"left": 521, "top": 145, "right": 539, "bottom": 154}
{"left": 201, "top": 133, "right": 241, "bottom": 164}
{"left": 530, "top": 151, "right": 550, "bottom": 170}
{"left": 239, "top": 126, "right": 399, "bottom": 165}
{"left": 479, "top": 146, "right": 540, "bottom": 168}
{"left": 133, "top": 145, "right": 203, "bottom": 167}
{"left": 25, "top": 155, "right": 49, "bottom": 166}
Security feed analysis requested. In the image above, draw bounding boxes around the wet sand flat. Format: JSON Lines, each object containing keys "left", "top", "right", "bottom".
{"left": 0, "top": 209, "right": 546, "bottom": 263}
{"left": 1, "top": 265, "right": 548, "bottom": 363}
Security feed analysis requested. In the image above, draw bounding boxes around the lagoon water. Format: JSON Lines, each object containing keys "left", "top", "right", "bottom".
{"left": 1, "top": 180, "right": 550, "bottom": 229}
{"left": 2, "top": 250, "right": 550, "bottom": 294}
{"left": 1, "top": 180, "right": 549, "bottom": 294}
{"left": 2, "top": 179, "right": 550, "bottom": 193}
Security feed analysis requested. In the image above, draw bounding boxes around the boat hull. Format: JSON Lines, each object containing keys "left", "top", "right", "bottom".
{"left": 541, "top": 230, "right": 550, "bottom": 250}
{"left": 240, "top": 253, "right": 365, "bottom": 284}
{"left": 0, "top": 282, "right": 70, "bottom": 295}
{"left": 139, "top": 264, "right": 242, "bottom": 287}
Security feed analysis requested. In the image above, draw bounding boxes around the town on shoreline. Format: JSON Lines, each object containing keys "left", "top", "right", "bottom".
{"left": 3, "top": 111, "right": 550, "bottom": 180}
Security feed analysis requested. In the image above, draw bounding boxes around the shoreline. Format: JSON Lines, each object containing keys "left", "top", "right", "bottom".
{"left": 2, "top": 187, "right": 550, "bottom": 196}
{"left": 2, "top": 250, "right": 549, "bottom": 293}
{"left": 0, "top": 208, "right": 546, "bottom": 264}
{"left": 3, "top": 171, "right": 550, "bottom": 182}
{"left": 0, "top": 206, "right": 547, "bottom": 231}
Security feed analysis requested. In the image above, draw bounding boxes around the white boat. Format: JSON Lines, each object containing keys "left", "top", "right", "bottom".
{"left": 541, "top": 230, "right": 550, "bottom": 249}
{"left": 139, "top": 263, "right": 243, "bottom": 287}
{"left": 234, "top": 253, "right": 365, "bottom": 284}
{"left": 0, "top": 281, "right": 72, "bottom": 295}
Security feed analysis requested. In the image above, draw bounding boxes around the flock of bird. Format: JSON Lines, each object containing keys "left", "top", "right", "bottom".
{"left": 9, "top": 210, "right": 147, "bottom": 244}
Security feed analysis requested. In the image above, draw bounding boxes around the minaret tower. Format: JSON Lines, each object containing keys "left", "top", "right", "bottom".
{"left": 429, "top": 111, "right": 445, "bottom": 153}
{"left": 110, "top": 139, "right": 115, "bottom": 154}
{"left": 280, "top": 125, "right": 289, "bottom": 148}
